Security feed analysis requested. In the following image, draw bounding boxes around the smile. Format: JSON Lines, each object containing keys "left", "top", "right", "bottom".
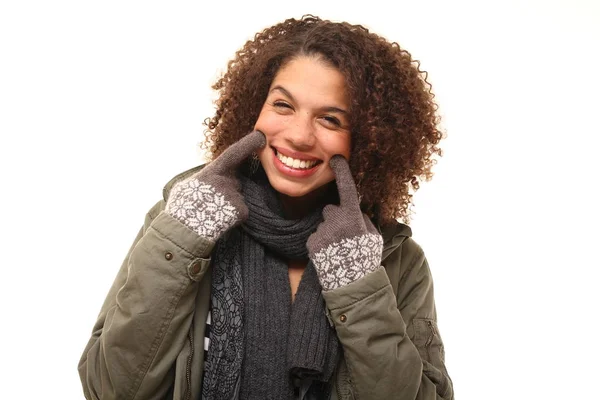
{"left": 271, "top": 147, "right": 322, "bottom": 177}
{"left": 275, "top": 151, "right": 320, "bottom": 169}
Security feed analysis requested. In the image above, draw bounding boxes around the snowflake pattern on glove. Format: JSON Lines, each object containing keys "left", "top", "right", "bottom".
{"left": 166, "top": 178, "right": 239, "bottom": 240}
{"left": 311, "top": 233, "right": 384, "bottom": 291}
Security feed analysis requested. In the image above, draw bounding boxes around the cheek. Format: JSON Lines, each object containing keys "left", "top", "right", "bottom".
{"left": 254, "top": 112, "right": 279, "bottom": 159}
{"left": 318, "top": 134, "right": 351, "bottom": 159}
{"left": 254, "top": 109, "right": 287, "bottom": 137}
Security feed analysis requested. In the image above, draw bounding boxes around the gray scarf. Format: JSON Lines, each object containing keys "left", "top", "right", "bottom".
{"left": 201, "top": 168, "right": 340, "bottom": 400}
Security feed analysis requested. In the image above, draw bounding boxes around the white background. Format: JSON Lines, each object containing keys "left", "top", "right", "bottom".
{"left": 1, "top": 1, "right": 599, "bottom": 399}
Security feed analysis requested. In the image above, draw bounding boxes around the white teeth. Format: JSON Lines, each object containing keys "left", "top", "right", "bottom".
{"left": 275, "top": 151, "right": 318, "bottom": 169}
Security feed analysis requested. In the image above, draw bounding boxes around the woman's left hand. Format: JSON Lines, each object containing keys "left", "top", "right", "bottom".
{"left": 307, "top": 155, "right": 384, "bottom": 291}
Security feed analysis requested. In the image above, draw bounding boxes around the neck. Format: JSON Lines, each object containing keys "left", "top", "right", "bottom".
{"left": 278, "top": 182, "right": 337, "bottom": 220}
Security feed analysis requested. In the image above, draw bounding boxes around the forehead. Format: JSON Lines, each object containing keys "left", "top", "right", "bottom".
{"left": 271, "top": 56, "right": 349, "bottom": 106}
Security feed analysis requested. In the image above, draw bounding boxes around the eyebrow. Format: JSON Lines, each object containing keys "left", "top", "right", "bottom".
{"left": 270, "top": 85, "right": 349, "bottom": 115}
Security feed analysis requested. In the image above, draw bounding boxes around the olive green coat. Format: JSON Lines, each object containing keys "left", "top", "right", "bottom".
{"left": 78, "top": 166, "right": 454, "bottom": 399}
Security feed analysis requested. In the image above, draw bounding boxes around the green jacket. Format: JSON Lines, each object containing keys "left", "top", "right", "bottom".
{"left": 78, "top": 166, "right": 454, "bottom": 400}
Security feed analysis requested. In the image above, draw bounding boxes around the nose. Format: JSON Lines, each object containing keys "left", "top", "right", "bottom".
{"left": 286, "top": 114, "right": 317, "bottom": 150}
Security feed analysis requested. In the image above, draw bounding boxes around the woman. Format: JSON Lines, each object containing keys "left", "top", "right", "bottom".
{"left": 79, "top": 15, "right": 453, "bottom": 400}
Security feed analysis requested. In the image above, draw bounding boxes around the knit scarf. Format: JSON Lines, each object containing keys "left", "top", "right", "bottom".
{"left": 201, "top": 168, "right": 340, "bottom": 400}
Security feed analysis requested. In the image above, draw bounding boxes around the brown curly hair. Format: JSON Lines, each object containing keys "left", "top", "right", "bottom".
{"left": 203, "top": 15, "right": 443, "bottom": 225}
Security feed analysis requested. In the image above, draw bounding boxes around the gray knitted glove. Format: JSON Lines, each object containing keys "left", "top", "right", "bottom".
{"left": 307, "top": 155, "right": 384, "bottom": 291}
{"left": 166, "top": 130, "right": 266, "bottom": 241}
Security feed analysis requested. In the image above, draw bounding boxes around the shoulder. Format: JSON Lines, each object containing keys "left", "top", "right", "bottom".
{"left": 379, "top": 220, "right": 429, "bottom": 296}
{"left": 379, "top": 219, "right": 416, "bottom": 260}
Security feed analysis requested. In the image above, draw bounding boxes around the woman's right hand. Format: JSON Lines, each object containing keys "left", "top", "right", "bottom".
{"left": 166, "top": 130, "right": 266, "bottom": 240}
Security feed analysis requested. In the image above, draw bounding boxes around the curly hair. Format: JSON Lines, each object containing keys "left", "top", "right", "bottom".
{"left": 202, "top": 15, "right": 443, "bottom": 225}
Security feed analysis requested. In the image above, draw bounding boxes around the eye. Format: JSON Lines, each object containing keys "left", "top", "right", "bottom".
{"left": 273, "top": 101, "right": 293, "bottom": 109}
{"left": 321, "top": 115, "right": 342, "bottom": 128}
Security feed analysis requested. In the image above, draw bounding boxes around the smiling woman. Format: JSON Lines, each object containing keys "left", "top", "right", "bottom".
{"left": 78, "top": 15, "right": 452, "bottom": 400}
{"left": 256, "top": 56, "right": 352, "bottom": 203}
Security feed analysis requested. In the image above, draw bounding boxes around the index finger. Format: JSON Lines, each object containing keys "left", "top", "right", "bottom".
{"left": 329, "top": 155, "right": 360, "bottom": 208}
{"left": 211, "top": 130, "right": 266, "bottom": 174}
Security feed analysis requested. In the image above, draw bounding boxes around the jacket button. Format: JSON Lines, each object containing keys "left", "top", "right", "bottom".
{"left": 164, "top": 252, "right": 173, "bottom": 261}
{"left": 339, "top": 314, "right": 347, "bottom": 323}
{"left": 190, "top": 261, "right": 202, "bottom": 275}
{"left": 187, "top": 257, "right": 211, "bottom": 281}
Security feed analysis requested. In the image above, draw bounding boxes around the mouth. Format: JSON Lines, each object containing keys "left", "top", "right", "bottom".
{"left": 272, "top": 147, "right": 323, "bottom": 170}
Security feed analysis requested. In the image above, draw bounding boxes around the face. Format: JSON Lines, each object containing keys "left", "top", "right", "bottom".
{"left": 254, "top": 56, "right": 352, "bottom": 198}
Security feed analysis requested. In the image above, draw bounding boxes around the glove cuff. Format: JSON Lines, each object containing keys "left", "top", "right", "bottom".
{"left": 310, "top": 233, "right": 383, "bottom": 291}
{"left": 166, "top": 177, "right": 241, "bottom": 240}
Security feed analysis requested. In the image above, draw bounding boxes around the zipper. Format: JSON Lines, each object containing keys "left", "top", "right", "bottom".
{"left": 183, "top": 322, "right": 195, "bottom": 400}
{"left": 426, "top": 320, "right": 436, "bottom": 347}
{"left": 335, "top": 372, "right": 342, "bottom": 400}
{"left": 335, "top": 360, "right": 352, "bottom": 400}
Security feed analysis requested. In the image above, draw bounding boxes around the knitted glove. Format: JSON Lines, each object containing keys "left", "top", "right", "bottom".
{"left": 307, "top": 155, "right": 384, "bottom": 291}
{"left": 166, "top": 130, "right": 266, "bottom": 241}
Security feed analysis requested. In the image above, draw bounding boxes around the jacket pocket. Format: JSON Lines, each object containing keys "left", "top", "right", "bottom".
{"left": 413, "top": 318, "right": 444, "bottom": 362}
{"left": 413, "top": 318, "right": 451, "bottom": 397}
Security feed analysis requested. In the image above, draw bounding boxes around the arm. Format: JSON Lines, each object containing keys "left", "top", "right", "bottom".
{"left": 322, "top": 240, "right": 453, "bottom": 399}
{"left": 308, "top": 156, "right": 453, "bottom": 399}
{"left": 78, "top": 202, "right": 215, "bottom": 400}
{"left": 78, "top": 130, "right": 267, "bottom": 399}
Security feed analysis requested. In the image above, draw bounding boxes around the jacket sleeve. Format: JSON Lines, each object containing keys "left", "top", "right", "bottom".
{"left": 322, "top": 238, "right": 454, "bottom": 400}
{"left": 78, "top": 200, "right": 215, "bottom": 400}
